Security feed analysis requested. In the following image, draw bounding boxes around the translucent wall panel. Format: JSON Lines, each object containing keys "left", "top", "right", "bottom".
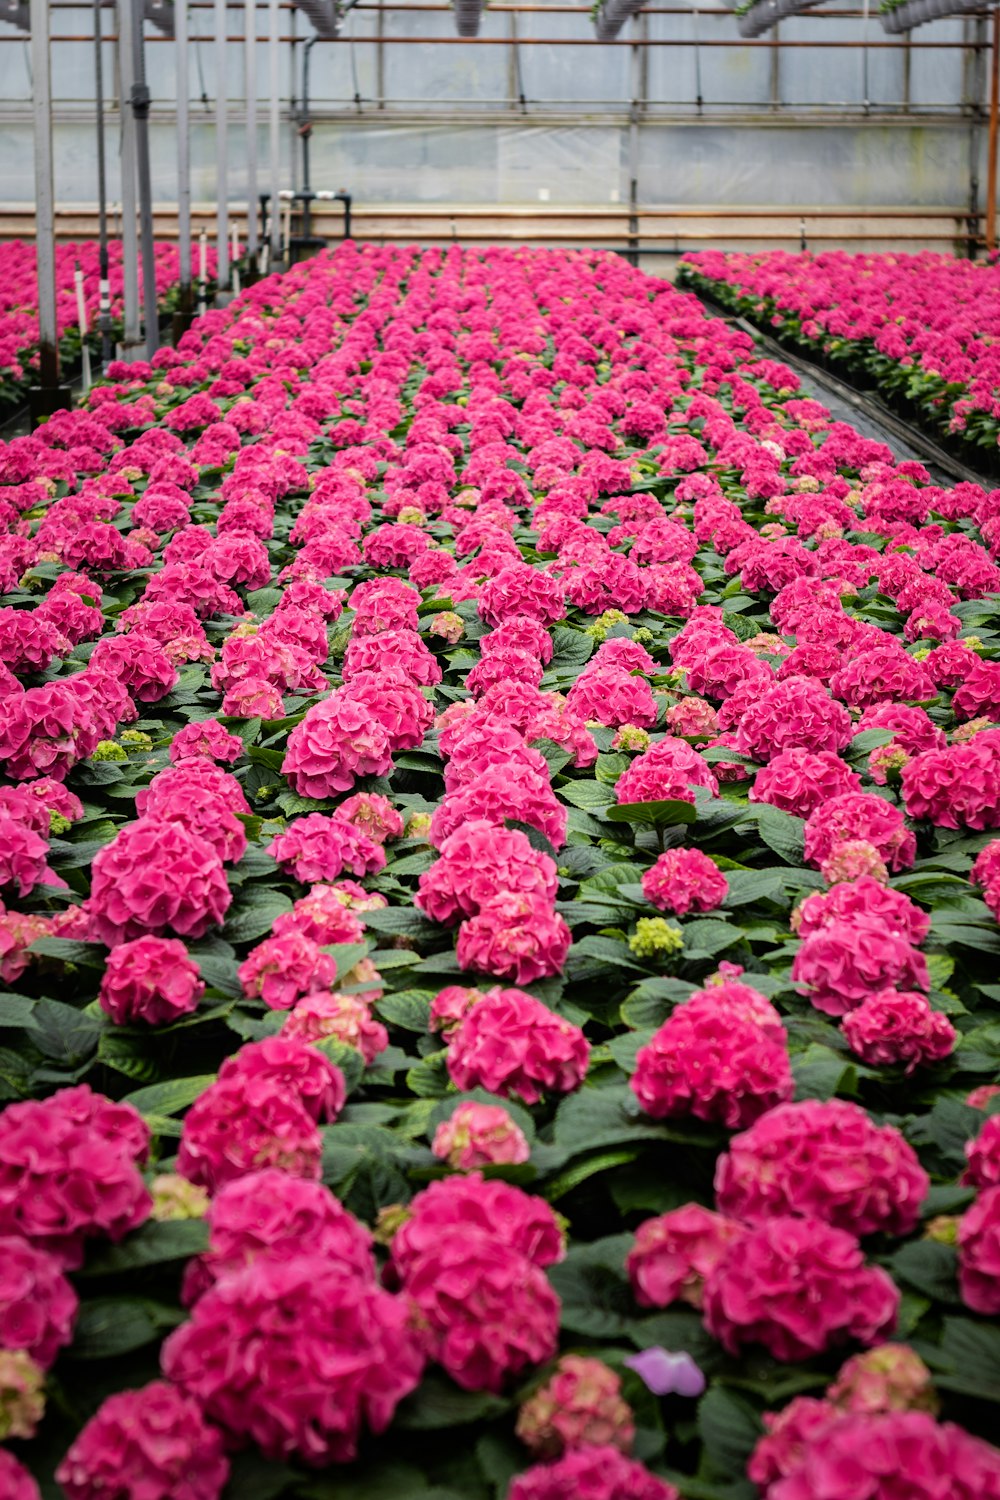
{"left": 638, "top": 122, "right": 977, "bottom": 205}
{"left": 381, "top": 6, "right": 509, "bottom": 106}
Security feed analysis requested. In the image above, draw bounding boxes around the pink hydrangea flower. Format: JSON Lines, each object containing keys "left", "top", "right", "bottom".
{"left": 431, "top": 1101, "right": 531, "bottom": 1170}
{"left": 792, "top": 876, "right": 929, "bottom": 946}
{"left": 388, "top": 1173, "right": 565, "bottom": 1280}
{"left": 88, "top": 818, "right": 232, "bottom": 946}
{"left": 632, "top": 988, "right": 793, "bottom": 1129}
{"left": 267, "top": 812, "right": 386, "bottom": 883}
{"left": 627, "top": 1204, "right": 745, "bottom": 1310}
{"left": 169, "top": 718, "right": 243, "bottom": 764}
{"left": 964, "top": 1114, "right": 1000, "bottom": 1189}
{"left": 162, "top": 1255, "right": 424, "bottom": 1465}
{"left": 271, "top": 885, "right": 367, "bottom": 947}
{"left": 748, "top": 748, "right": 861, "bottom": 819}
{"left": 641, "top": 848, "right": 728, "bottom": 915}
{"left": 99, "top": 936, "right": 204, "bottom": 1026}
{"left": 516, "top": 1355, "right": 635, "bottom": 1459}
{"left": 282, "top": 692, "right": 394, "bottom": 798}
{"left": 615, "top": 736, "right": 718, "bottom": 806}
{"left": 819, "top": 839, "right": 890, "bottom": 885}
{"left": 748, "top": 1397, "right": 839, "bottom": 1492}
{"left": 430, "top": 765, "right": 568, "bottom": 851}
{"left": 404, "top": 1229, "right": 560, "bottom": 1392}
{"left": 456, "top": 890, "right": 571, "bottom": 985}
{"left": 827, "top": 1344, "right": 938, "bottom": 1415}
{"left": 791, "top": 916, "right": 929, "bottom": 1017}
{"left": 0, "top": 1086, "right": 150, "bottom": 1267}
{"left": 282, "top": 990, "right": 389, "bottom": 1064}
{"left": 181, "top": 1168, "right": 374, "bottom": 1306}
{"left": 0, "top": 813, "right": 57, "bottom": 899}
{"left": 0, "top": 1235, "right": 77, "bottom": 1369}
{"left": 336, "top": 791, "right": 404, "bottom": 843}
{"left": 508, "top": 1445, "right": 679, "bottom": 1500}
{"left": 238, "top": 932, "right": 338, "bottom": 1011}
{"left": 55, "top": 1381, "right": 229, "bottom": 1500}
{"left": 804, "top": 792, "right": 916, "bottom": 873}
{"left": 763, "top": 1410, "right": 1000, "bottom": 1500}
{"left": 177, "top": 1038, "right": 345, "bottom": 1192}
{"left": 446, "top": 986, "right": 589, "bottom": 1103}
{"left": 713, "top": 1099, "right": 929, "bottom": 1237}
{"left": 734, "top": 677, "right": 853, "bottom": 763}
{"left": 958, "top": 1184, "right": 1000, "bottom": 1314}
{"left": 416, "top": 819, "right": 558, "bottom": 925}
{"left": 703, "top": 1215, "right": 899, "bottom": 1362}
{"left": 841, "top": 989, "right": 956, "bottom": 1071}
{"left": 0, "top": 1450, "right": 40, "bottom": 1500}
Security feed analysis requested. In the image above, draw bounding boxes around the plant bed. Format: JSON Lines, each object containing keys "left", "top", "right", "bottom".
{"left": 678, "top": 249, "right": 1000, "bottom": 468}
{"left": 0, "top": 245, "right": 999, "bottom": 1500}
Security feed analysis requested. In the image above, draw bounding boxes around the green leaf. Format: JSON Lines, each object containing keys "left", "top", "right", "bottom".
{"left": 79, "top": 1219, "right": 210, "bottom": 1277}
{"left": 68, "top": 1297, "right": 185, "bottom": 1359}
{"left": 0, "top": 993, "right": 35, "bottom": 1030}
{"left": 376, "top": 990, "right": 433, "bottom": 1032}
{"left": 362, "top": 907, "right": 439, "bottom": 941}
{"left": 681, "top": 918, "right": 742, "bottom": 958}
{"left": 753, "top": 805, "right": 806, "bottom": 865}
{"left": 908, "top": 1096, "right": 982, "bottom": 1171}
{"left": 605, "top": 799, "right": 698, "bottom": 828}
{"left": 219, "top": 1453, "right": 299, "bottom": 1500}
{"left": 122, "top": 1075, "right": 214, "bottom": 1118}
{"left": 224, "top": 889, "right": 293, "bottom": 944}
{"left": 311, "top": 1036, "right": 365, "bottom": 1093}
{"left": 548, "top": 1234, "right": 636, "bottom": 1337}
{"left": 28, "top": 937, "right": 106, "bottom": 967}
{"left": 889, "top": 1240, "right": 960, "bottom": 1305}
{"left": 697, "top": 1387, "right": 764, "bottom": 1481}
{"left": 792, "top": 1044, "right": 857, "bottom": 1102}
{"left": 937, "top": 1318, "right": 1000, "bottom": 1400}
{"left": 560, "top": 780, "right": 617, "bottom": 812}
{"left": 847, "top": 728, "right": 896, "bottom": 757}
{"left": 27, "top": 998, "right": 104, "bottom": 1065}
{"left": 396, "top": 1371, "right": 510, "bottom": 1430}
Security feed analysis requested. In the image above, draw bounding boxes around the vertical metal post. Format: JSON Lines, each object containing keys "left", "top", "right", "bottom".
{"left": 245, "top": 0, "right": 258, "bottom": 261}
{"left": 770, "top": 19, "right": 780, "bottom": 112}
{"left": 987, "top": 8, "right": 999, "bottom": 251}
{"left": 216, "top": 0, "right": 230, "bottom": 290}
{"left": 626, "top": 12, "right": 641, "bottom": 266}
{"left": 376, "top": 0, "right": 385, "bottom": 110}
{"left": 94, "top": 0, "right": 113, "bottom": 364}
{"left": 131, "top": 0, "right": 159, "bottom": 356}
{"left": 176, "top": 0, "right": 192, "bottom": 316}
{"left": 30, "top": 0, "right": 65, "bottom": 409}
{"left": 75, "top": 263, "right": 93, "bottom": 390}
{"left": 269, "top": 0, "right": 281, "bottom": 259}
{"left": 118, "top": 0, "right": 142, "bottom": 353}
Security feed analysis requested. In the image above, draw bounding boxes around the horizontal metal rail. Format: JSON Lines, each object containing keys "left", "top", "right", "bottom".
{"left": 0, "top": 29, "right": 983, "bottom": 42}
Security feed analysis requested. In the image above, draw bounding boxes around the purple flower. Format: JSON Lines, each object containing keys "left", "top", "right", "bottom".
{"left": 624, "top": 1347, "right": 706, "bottom": 1398}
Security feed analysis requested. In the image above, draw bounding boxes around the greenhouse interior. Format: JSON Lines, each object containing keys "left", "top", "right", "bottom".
{"left": 5, "top": 0, "right": 1000, "bottom": 1497}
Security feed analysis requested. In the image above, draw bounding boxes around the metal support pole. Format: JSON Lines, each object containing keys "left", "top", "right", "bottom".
{"left": 131, "top": 0, "right": 159, "bottom": 356}
{"left": 117, "top": 0, "right": 142, "bottom": 355}
{"left": 29, "top": 0, "right": 69, "bottom": 422}
{"left": 246, "top": 0, "right": 258, "bottom": 262}
{"left": 94, "top": 0, "right": 113, "bottom": 365}
{"left": 268, "top": 0, "right": 281, "bottom": 261}
{"left": 215, "top": 0, "right": 230, "bottom": 291}
{"left": 176, "top": 0, "right": 193, "bottom": 329}
{"left": 987, "top": 7, "right": 999, "bottom": 251}
{"left": 626, "top": 12, "right": 640, "bottom": 266}
{"left": 75, "top": 263, "right": 93, "bottom": 391}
